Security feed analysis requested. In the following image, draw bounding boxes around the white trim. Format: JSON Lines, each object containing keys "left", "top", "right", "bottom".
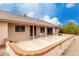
{"left": 33, "top": 25, "right": 34, "bottom": 39}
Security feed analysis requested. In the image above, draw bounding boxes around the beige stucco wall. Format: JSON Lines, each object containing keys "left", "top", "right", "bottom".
{"left": 52, "top": 28, "right": 59, "bottom": 36}
{"left": 0, "top": 22, "right": 8, "bottom": 46}
{"left": 8, "top": 23, "right": 59, "bottom": 42}
{"left": 36, "top": 26, "right": 40, "bottom": 37}
{"left": 57, "top": 28, "right": 59, "bottom": 33}
{"left": 36, "top": 26, "right": 46, "bottom": 37}
{"left": 8, "top": 24, "right": 46, "bottom": 41}
{"left": 45, "top": 27, "right": 47, "bottom": 36}
{"left": 8, "top": 24, "right": 30, "bottom": 42}
{"left": 53, "top": 27, "right": 55, "bottom": 34}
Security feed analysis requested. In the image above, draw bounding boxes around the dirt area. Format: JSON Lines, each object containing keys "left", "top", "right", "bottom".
{"left": 62, "top": 36, "right": 79, "bottom": 56}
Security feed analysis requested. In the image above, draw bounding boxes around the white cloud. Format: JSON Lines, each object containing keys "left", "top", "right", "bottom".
{"left": 69, "top": 20, "right": 78, "bottom": 24}
{"left": 66, "top": 3, "right": 75, "bottom": 8}
{"left": 27, "top": 11, "right": 34, "bottom": 17}
{"left": 14, "top": 3, "right": 39, "bottom": 14}
{"left": 0, "top": 3, "right": 57, "bottom": 20}
{"left": 0, "top": 3, "right": 39, "bottom": 15}
{"left": 43, "top": 15, "right": 62, "bottom": 26}
{"left": 43, "top": 15, "right": 51, "bottom": 23}
{"left": 51, "top": 17, "right": 62, "bottom": 26}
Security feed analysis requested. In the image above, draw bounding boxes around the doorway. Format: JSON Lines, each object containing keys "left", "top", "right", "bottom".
{"left": 30, "top": 25, "right": 36, "bottom": 36}
{"left": 47, "top": 28, "right": 52, "bottom": 35}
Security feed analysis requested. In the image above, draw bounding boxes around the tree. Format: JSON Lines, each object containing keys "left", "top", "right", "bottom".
{"left": 62, "top": 22, "right": 79, "bottom": 35}
{"left": 75, "top": 26, "right": 79, "bottom": 35}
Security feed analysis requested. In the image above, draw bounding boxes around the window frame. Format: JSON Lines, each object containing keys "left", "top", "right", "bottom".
{"left": 40, "top": 27, "right": 45, "bottom": 33}
{"left": 15, "top": 25, "right": 25, "bottom": 32}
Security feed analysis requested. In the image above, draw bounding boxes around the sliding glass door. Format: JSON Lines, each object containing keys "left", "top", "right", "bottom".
{"left": 47, "top": 28, "right": 52, "bottom": 35}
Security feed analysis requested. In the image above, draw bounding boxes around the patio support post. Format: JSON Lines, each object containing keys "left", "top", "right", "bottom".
{"left": 33, "top": 25, "right": 34, "bottom": 39}
{"left": 45, "top": 26, "right": 47, "bottom": 37}
{"left": 52, "top": 27, "right": 54, "bottom": 35}
{"left": 53, "top": 27, "right": 55, "bottom": 35}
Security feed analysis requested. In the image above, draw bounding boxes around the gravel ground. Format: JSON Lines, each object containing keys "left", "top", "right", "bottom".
{"left": 62, "top": 36, "right": 79, "bottom": 56}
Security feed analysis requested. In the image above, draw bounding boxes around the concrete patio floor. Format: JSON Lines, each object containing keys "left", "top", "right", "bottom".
{"left": 16, "top": 35, "right": 72, "bottom": 51}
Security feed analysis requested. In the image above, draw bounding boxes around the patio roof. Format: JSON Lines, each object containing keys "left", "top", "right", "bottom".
{"left": 0, "top": 10, "right": 60, "bottom": 28}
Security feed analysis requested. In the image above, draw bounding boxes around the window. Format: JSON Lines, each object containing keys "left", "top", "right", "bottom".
{"left": 30, "top": 25, "right": 33, "bottom": 36}
{"left": 15, "top": 25, "right": 25, "bottom": 32}
{"left": 40, "top": 27, "right": 45, "bottom": 33}
{"left": 34, "top": 26, "right": 36, "bottom": 36}
{"left": 55, "top": 28, "right": 58, "bottom": 33}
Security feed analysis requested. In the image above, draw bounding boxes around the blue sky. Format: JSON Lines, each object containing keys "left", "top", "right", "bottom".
{"left": 0, "top": 3, "right": 78, "bottom": 26}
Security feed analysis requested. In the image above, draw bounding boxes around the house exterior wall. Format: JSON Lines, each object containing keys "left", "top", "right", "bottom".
{"left": 8, "top": 24, "right": 30, "bottom": 42}
{"left": 53, "top": 28, "right": 59, "bottom": 34}
{"left": 36, "top": 26, "right": 40, "bottom": 37}
{"left": 45, "top": 27, "right": 47, "bottom": 36}
{"left": 56, "top": 28, "right": 59, "bottom": 33}
{"left": 36, "top": 26, "right": 46, "bottom": 37}
{"left": 8, "top": 23, "right": 59, "bottom": 42}
{"left": 36, "top": 26, "right": 56, "bottom": 37}
{"left": 8, "top": 24, "right": 47, "bottom": 42}
{"left": 53, "top": 27, "right": 56, "bottom": 34}
{"left": 0, "top": 22, "right": 8, "bottom": 46}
